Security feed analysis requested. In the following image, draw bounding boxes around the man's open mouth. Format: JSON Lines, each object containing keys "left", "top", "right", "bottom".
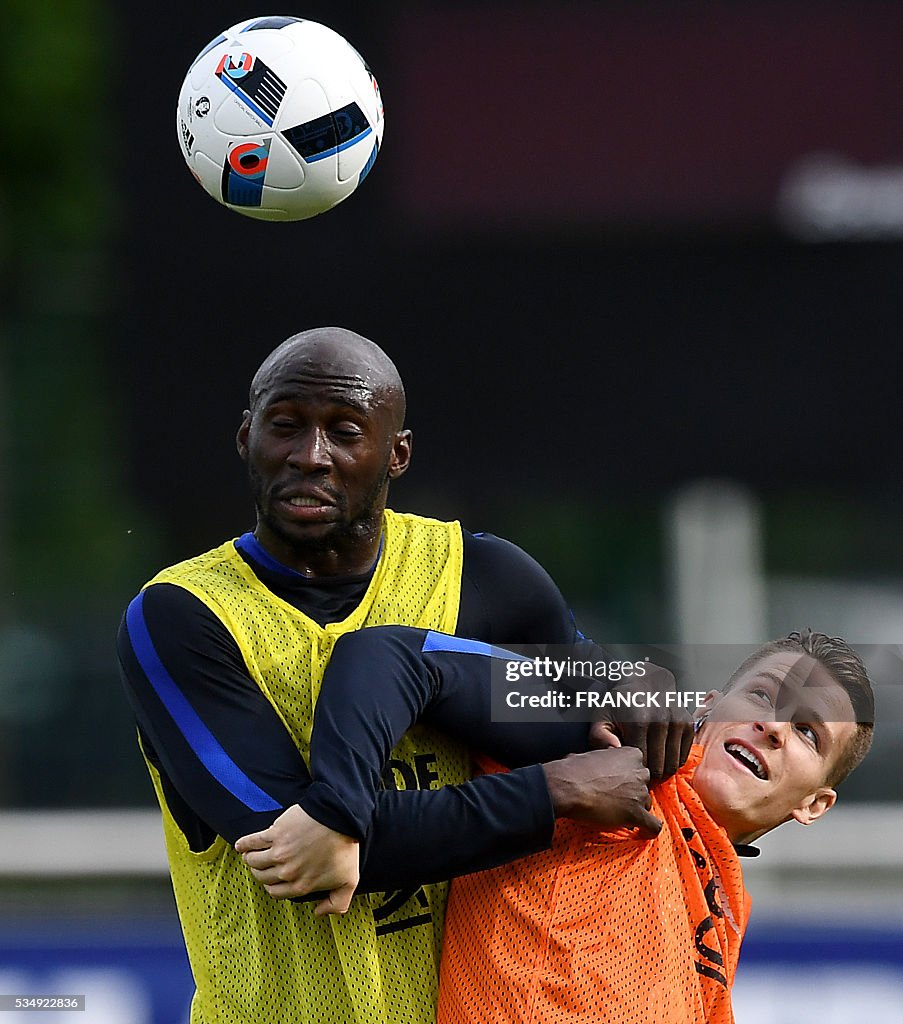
{"left": 287, "top": 496, "right": 331, "bottom": 508}
{"left": 725, "top": 742, "right": 768, "bottom": 780}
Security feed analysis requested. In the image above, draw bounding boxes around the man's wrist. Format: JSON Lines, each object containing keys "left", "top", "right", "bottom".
{"left": 541, "top": 757, "right": 574, "bottom": 818}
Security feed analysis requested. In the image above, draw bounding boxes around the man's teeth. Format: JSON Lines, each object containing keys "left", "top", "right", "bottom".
{"left": 725, "top": 743, "right": 766, "bottom": 780}
{"left": 288, "top": 497, "right": 323, "bottom": 507}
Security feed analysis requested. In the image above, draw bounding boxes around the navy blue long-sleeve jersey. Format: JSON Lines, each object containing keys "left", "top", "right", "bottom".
{"left": 117, "top": 529, "right": 593, "bottom": 891}
{"left": 303, "top": 625, "right": 591, "bottom": 842}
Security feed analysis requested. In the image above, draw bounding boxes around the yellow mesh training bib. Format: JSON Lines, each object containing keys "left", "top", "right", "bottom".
{"left": 142, "top": 510, "right": 467, "bottom": 1024}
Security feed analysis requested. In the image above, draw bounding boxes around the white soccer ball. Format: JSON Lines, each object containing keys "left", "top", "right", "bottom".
{"left": 176, "top": 16, "right": 384, "bottom": 221}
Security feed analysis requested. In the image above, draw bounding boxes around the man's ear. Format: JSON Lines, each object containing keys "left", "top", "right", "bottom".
{"left": 790, "top": 787, "right": 837, "bottom": 827}
{"left": 236, "top": 411, "right": 252, "bottom": 460}
{"left": 693, "top": 690, "right": 722, "bottom": 732}
{"left": 388, "top": 429, "right": 412, "bottom": 479}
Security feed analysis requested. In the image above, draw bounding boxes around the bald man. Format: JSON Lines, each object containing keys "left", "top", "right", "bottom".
{"left": 117, "top": 327, "right": 689, "bottom": 1024}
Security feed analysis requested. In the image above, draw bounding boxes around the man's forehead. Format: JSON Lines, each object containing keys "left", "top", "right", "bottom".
{"left": 262, "top": 371, "right": 376, "bottom": 404}
{"left": 254, "top": 358, "right": 391, "bottom": 411}
{"left": 259, "top": 335, "right": 396, "bottom": 390}
{"left": 737, "top": 652, "right": 855, "bottom": 721}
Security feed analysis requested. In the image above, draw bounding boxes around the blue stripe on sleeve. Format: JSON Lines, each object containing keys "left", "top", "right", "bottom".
{"left": 126, "top": 592, "right": 281, "bottom": 812}
{"left": 421, "top": 631, "right": 530, "bottom": 661}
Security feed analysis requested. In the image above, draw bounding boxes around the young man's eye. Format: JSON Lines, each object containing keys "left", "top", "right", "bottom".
{"left": 796, "top": 723, "right": 819, "bottom": 748}
{"left": 750, "top": 686, "right": 774, "bottom": 705}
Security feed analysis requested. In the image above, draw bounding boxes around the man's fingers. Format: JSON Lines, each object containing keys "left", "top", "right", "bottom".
{"left": 260, "top": 880, "right": 356, "bottom": 911}
{"left": 235, "top": 831, "right": 272, "bottom": 855}
{"left": 588, "top": 721, "right": 622, "bottom": 750}
{"left": 625, "top": 727, "right": 648, "bottom": 772}
{"left": 263, "top": 881, "right": 303, "bottom": 899}
{"left": 261, "top": 876, "right": 323, "bottom": 900}
{"left": 632, "top": 807, "right": 663, "bottom": 839}
{"left": 662, "top": 720, "right": 695, "bottom": 778}
{"left": 661, "top": 725, "right": 684, "bottom": 780}
{"left": 247, "top": 863, "right": 284, "bottom": 886}
{"left": 240, "top": 849, "right": 275, "bottom": 871}
{"left": 679, "top": 723, "right": 695, "bottom": 769}
{"left": 642, "top": 725, "right": 666, "bottom": 781}
{"left": 313, "top": 884, "right": 356, "bottom": 917}
{"left": 656, "top": 716, "right": 695, "bottom": 778}
{"left": 623, "top": 717, "right": 695, "bottom": 780}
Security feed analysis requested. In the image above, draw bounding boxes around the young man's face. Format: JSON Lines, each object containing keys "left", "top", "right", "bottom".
{"left": 692, "top": 652, "right": 857, "bottom": 845}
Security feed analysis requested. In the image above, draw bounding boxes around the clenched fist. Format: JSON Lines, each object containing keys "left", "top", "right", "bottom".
{"left": 542, "top": 745, "right": 661, "bottom": 837}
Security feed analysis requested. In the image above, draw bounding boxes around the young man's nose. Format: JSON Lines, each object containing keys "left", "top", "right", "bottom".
{"left": 753, "top": 719, "right": 788, "bottom": 747}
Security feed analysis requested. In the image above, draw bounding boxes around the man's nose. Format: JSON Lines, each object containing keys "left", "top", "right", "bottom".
{"left": 753, "top": 719, "right": 788, "bottom": 747}
{"left": 287, "top": 429, "right": 331, "bottom": 471}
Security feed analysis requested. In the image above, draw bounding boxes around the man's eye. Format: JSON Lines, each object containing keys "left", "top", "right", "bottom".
{"left": 796, "top": 723, "right": 819, "bottom": 748}
{"left": 750, "top": 686, "right": 774, "bottom": 705}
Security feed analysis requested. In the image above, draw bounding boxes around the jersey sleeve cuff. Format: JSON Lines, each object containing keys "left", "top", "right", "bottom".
{"left": 507, "top": 762, "right": 557, "bottom": 843}
{"left": 299, "top": 781, "right": 369, "bottom": 841}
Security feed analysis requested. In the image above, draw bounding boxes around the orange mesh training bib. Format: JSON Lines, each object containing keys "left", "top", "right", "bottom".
{"left": 438, "top": 747, "right": 750, "bottom": 1024}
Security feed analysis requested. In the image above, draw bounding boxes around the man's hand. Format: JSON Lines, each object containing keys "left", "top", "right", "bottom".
{"left": 542, "top": 746, "right": 661, "bottom": 837}
{"left": 589, "top": 663, "right": 694, "bottom": 780}
{"left": 235, "top": 804, "right": 359, "bottom": 915}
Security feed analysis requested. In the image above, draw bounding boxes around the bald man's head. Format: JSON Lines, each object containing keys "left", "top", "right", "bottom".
{"left": 250, "top": 327, "right": 406, "bottom": 430}
{"left": 236, "top": 326, "right": 413, "bottom": 576}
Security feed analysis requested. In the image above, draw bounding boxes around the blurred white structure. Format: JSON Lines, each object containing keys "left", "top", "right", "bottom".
{"left": 667, "top": 479, "right": 767, "bottom": 644}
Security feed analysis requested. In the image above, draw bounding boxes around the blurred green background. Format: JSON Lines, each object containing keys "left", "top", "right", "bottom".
{"left": 2, "top": 0, "right": 902, "bottom": 816}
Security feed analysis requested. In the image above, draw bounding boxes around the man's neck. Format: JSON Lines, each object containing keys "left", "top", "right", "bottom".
{"left": 253, "top": 520, "right": 384, "bottom": 579}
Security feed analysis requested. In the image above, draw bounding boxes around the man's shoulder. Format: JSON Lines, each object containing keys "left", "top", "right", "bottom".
{"left": 130, "top": 538, "right": 258, "bottom": 635}
{"left": 384, "top": 512, "right": 534, "bottom": 564}
{"left": 382, "top": 508, "right": 463, "bottom": 558}
{"left": 463, "top": 530, "right": 535, "bottom": 564}
{"left": 461, "top": 530, "right": 561, "bottom": 591}
{"left": 145, "top": 538, "right": 242, "bottom": 588}
{"left": 384, "top": 507, "right": 459, "bottom": 530}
